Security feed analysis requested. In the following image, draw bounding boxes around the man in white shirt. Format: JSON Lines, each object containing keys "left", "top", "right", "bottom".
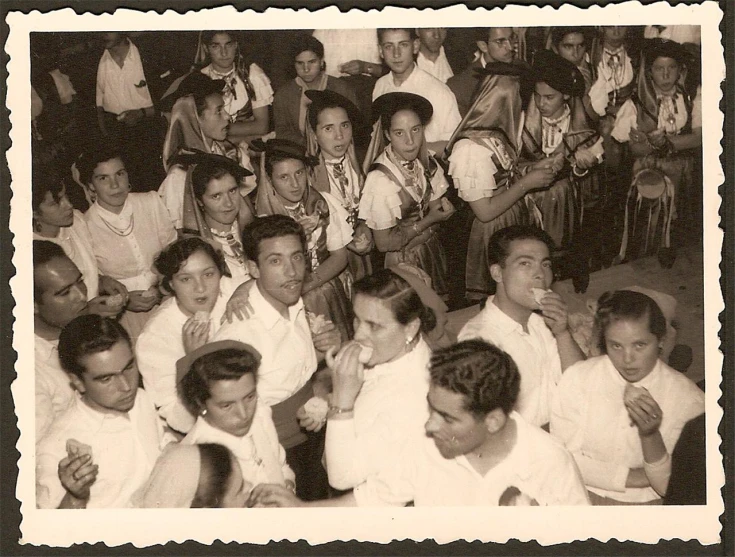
{"left": 249, "top": 339, "right": 589, "bottom": 507}
{"left": 416, "top": 28, "right": 454, "bottom": 83}
{"left": 36, "top": 315, "right": 163, "bottom": 508}
{"left": 372, "top": 28, "right": 461, "bottom": 154}
{"left": 213, "top": 215, "right": 341, "bottom": 500}
{"left": 34, "top": 241, "right": 92, "bottom": 442}
{"left": 458, "top": 225, "right": 585, "bottom": 429}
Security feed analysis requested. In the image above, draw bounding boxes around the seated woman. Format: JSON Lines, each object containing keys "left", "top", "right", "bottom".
{"left": 550, "top": 290, "right": 705, "bottom": 505}
{"left": 80, "top": 144, "right": 177, "bottom": 341}
{"left": 133, "top": 443, "right": 251, "bottom": 508}
{"left": 322, "top": 268, "right": 436, "bottom": 490}
{"left": 178, "top": 154, "right": 255, "bottom": 290}
{"left": 32, "top": 164, "right": 127, "bottom": 317}
{"left": 273, "top": 33, "right": 359, "bottom": 146}
{"left": 159, "top": 72, "right": 257, "bottom": 231}
{"left": 195, "top": 30, "right": 273, "bottom": 145}
{"left": 447, "top": 63, "right": 555, "bottom": 302}
{"left": 521, "top": 50, "right": 603, "bottom": 289}
{"left": 255, "top": 138, "right": 354, "bottom": 344}
{"left": 305, "top": 89, "right": 373, "bottom": 281}
{"left": 179, "top": 341, "right": 296, "bottom": 493}
{"left": 611, "top": 38, "right": 702, "bottom": 267}
{"left": 137, "top": 237, "right": 234, "bottom": 434}
{"left": 359, "top": 92, "right": 456, "bottom": 301}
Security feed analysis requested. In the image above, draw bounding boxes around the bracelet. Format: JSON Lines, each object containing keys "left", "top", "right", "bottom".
{"left": 328, "top": 405, "right": 354, "bottom": 415}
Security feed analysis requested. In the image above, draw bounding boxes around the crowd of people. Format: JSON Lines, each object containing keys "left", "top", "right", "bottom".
{"left": 30, "top": 25, "right": 706, "bottom": 510}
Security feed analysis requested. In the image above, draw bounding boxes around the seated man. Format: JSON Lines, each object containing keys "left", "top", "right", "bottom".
{"left": 33, "top": 241, "right": 125, "bottom": 441}
{"left": 36, "top": 315, "right": 163, "bottom": 508}
{"left": 458, "top": 225, "right": 585, "bottom": 429}
{"left": 372, "top": 28, "right": 461, "bottom": 154}
{"left": 212, "top": 215, "right": 341, "bottom": 500}
{"left": 249, "top": 339, "right": 589, "bottom": 507}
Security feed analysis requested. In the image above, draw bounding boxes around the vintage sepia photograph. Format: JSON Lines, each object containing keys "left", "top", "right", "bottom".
{"left": 3, "top": 0, "right": 727, "bottom": 551}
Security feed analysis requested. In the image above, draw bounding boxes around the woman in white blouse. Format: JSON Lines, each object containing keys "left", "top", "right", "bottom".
{"left": 137, "top": 237, "right": 234, "bottom": 434}
{"left": 321, "top": 267, "right": 437, "bottom": 490}
{"left": 80, "top": 145, "right": 177, "bottom": 341}
{"left": 550, "top": 290, "right": 704, "bottom": 505}
{"left": 179, "top": 341, "right": 296, "bottom": 493}
{"left": 195, "top": 30, "right": 273, "bottom": 145}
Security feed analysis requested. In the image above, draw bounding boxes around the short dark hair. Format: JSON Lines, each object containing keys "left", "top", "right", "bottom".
{"left": 307, "top": 97, "right": 349, "bottom": 132}
{"left": 32, "top": 164, "right": 65, "bottom": 214}
{"left": 429, "top": 339, "right": 520, "bottom": 417}
{"left": 191, "top": 443, "right": 236, "bottom": 508}
{"left": 595, "top": 290, "right": 668, "bottom": 354}
{"left": 241, "top": 215, "right": 306, "bottom": 264}
{"left": 58, "top": 315, "right": 132, "bottom": 379}
{"left": 154, "top": 237, "right": 227, "bottom": 295}
{"left": 201, "top": 30, "right": 237, "bottom": 47}
{"left": 191, "top": 162, "right": 236, "bottom": 201}
{"left": 290, "top": 32, "right": 325, "bottom": 61}
{"left": 33, "top": 240, "right": 68, "bottom": 299}
{"left": 263, "top": 143, "right": 309, "bottom": 180}
{"left": 179, "top": 347, "right": 260, "bottom": 416}
{"left": 487, "top": 225, "right": 556, "bottom": 268}
{"left": 550, "top": 26, "right": 590, "bottom": 48}
{"left": 353, "top": 269, "right": 436, "bottom": 334}
{"left": 377, "top": 28, "right": 418, "bottom": 44}
{"left": 77, "top": 143, "right": 125, "bottom": 185}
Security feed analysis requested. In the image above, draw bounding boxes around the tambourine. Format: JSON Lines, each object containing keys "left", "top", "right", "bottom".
{"left": 632, "top": 168, "right": 667, "bottom": 200}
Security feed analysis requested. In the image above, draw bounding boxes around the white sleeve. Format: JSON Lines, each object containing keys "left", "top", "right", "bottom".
{"left": 448, "top": 140, "right": 500, "bottom": 202}
{"left": 248, "top": 63, "right": 274, "bottom": 109}
{"left": 358, "top": 170, "right": 404, "bottom": 230}
{"left": 158, "top": 166, "right": 186, "bottom": 229}
{"left": 610, "top": 100, "right": 638, "bottom": 143}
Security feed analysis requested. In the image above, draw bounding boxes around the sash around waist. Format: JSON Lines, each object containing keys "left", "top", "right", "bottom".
{"left": 270, "top": 379, "right": 314, "bottom": 449}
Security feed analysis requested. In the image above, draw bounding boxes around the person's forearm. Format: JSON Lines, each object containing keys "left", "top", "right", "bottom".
{"left": 625, "top": 467, "right": 651, "bottom": 488}
{"left": 668, "top": 129, "right": 702, "bottom": 152}
{"left": 555, "top": 330, "right": 585, "bottom": 371}
{"left": 373, "top": 218, "right": 435, "bottom": 252}
{"left": 304, "top": 250, "right": 347, "bottom": 293}
{"left": 469, "top": 180, "right": 527, "bottom": 223}
{"left": 640, "top": 429, "right": 667, "bottom": 464}
{"left": 227, "top": 117, "right": 270, "bottom": 142}
{"left": 59, "top": 492, "right": 88, "bottom": 509}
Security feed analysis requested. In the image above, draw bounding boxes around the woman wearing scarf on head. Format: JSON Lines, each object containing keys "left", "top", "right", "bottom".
{"left": 520, "top": 50, "right": 603, "bottom": 289}
{"left": 255, "top": 139, "right": 354, "bottom": 344}
{"left": 610, "top": 39, "right": 701, "bottom": 267}
{"left": 359, "top": 92, "right": 456, "bottom": 302}
{"left": 195, "top": 30, "right": 273, "bottom": 145}
{"left": 158, "top": 73, "right": 257, "bottom": 231}
{"left": 273, "top": 33, "right": 359, "bottom": 147}
{"left": 304, "top": 89, "right": 374, "bottom": 282}
{"left": 446, "top": 63, "right": 555, "bottom": 303}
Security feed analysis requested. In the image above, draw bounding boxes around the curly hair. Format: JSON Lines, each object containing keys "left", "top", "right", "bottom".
{"left": 353, "top": 269, "right": 436, "bottom": 334}
{"left": 58, "top": 315, "right": 131, "bottom": 379}
{"left": 595, "top": 290, "right": 667, "bottom": 354}
{"left": 429, "top": 339, "right": 520, "bottom": 417}
{"left": 179, "top": 347, "right": 260, "bottom": 416}
{"left": 487, "top": 224, "right": 556, "bottom": 268}
{"left": 241, "top": 214, "right": 306, "bottom": 264}
{"left": 76, "top": 143, "right": 126, "bottom": 186}
{"left": 154, "top": 237, "right": 227, "bottom": 295}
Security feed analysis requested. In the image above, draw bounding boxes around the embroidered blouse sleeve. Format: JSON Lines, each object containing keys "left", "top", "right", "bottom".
{"left": 358, "top": 170, "right": 404, "bottom": 230}
{"left": 448, "top": 139, "right": 500, "bottom": 202}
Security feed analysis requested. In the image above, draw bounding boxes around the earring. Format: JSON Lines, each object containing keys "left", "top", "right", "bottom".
{"left": 32, "top": 216, "right": 42, "bottom": 233}
{"left": 200, "top": 409, "right": 207, "bottom": 417}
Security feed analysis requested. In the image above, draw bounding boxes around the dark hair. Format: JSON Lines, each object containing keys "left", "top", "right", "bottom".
{"left": 595, "top": 290, "right": 667, "bottom": 354}
{"left": 77, "top": 143, "right": 125, "bottom": 185}
{"left": 429, "top": 339, "right": 520, "bottom": 417}
{"left": 58, "top": 315, "right": 132, "bottom": 379}
{"left": 191, "top": 443, "right": 236, "bottom": 508}
{"left": 550, "top": 27, "right": 590, "bottom": 48}
{"left": 307, "top": 97, "right": 349, "bottom": 132}
{"left": 241, "top": 215, "right": 307, "bottom": 263}
{"left": 353, "top": 269, "right": 436, "bottom": 334}
{"left": 191, "top": 162, "right": 237, "bottom": 201}
{"left": 377, "top": 28, "right": 418, "bottom": 44}
{"left": 290, "top": 33, "right": 325, "bottom": 61}
{"left": 32, "top": 165, "right": 65, "bottom": 213}
{"left": 487, "top": 225, "right": 556, "bottom": 268}
{"left": 154, "top": 237, "right": 226, "bottom": 295}
{"left": 201, "top": 30, "right": 237, "bottom": 48}
{"left": 264, "top": 148, "right": 308, "bottom": 180}
{"left": 33, "top": 240, "right": 68, "bottom": 299}
{"left": 194, "top": 90, "right": 224, "bottom": 117}
{"left": 179, "top": 347, "right": 260, "bottom": 416}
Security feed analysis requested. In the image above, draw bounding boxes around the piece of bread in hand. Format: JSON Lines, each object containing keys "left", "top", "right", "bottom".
{"left": 531, "top": 287, "right": 549, "bottom": 306}
{"left": 66, "top": 438, "right": 93, "bottom": 459}
{"left": 623, "top": 383, "right": 648, "bottom": 405}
